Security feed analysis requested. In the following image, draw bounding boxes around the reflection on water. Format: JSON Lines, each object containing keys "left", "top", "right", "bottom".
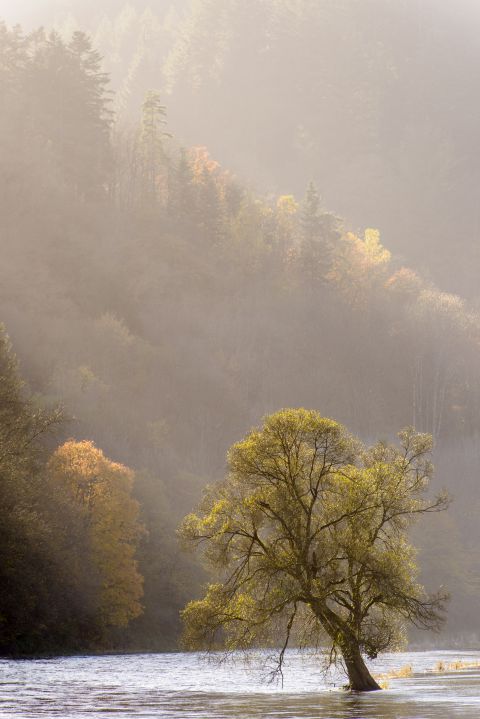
{"left": 1, "top": 650, "right": 480, "bottom": 718}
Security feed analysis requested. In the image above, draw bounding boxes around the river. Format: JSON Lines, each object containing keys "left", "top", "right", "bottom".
{"left": 1, "top": 649, "right": 480, "bottom": 718}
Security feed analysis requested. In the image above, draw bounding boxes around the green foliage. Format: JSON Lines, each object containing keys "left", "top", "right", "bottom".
{"left": 180, "top": 409, "right": 448, "bottom": 689}
{"left": 299, "top": 182, "right": 341, "bottom": 284}
{"left": 0, "top": 24, "right": 112, "bottom": 209}
{"left": 0, "top": 326, "right": 145, "bottom": 654}
{"left": 0, "top": 326, "right": 66, "bottom": 655}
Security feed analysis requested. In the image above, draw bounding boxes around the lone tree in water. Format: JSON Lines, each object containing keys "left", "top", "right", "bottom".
{"left": 179, "top": 409, "right": 448, "bottom": 691}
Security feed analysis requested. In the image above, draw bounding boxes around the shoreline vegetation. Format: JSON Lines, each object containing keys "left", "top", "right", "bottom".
{"left": 375, "top": 658, "right": 480, "bottom": 689}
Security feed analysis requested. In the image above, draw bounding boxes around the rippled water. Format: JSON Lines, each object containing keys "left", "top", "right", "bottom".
{"left": 1, "top": 649, "right": 480, "bottom": 718}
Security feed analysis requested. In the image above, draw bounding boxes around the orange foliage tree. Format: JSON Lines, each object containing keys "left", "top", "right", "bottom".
{"left": 47, "top": 440, "right": 144, "bottom": 629}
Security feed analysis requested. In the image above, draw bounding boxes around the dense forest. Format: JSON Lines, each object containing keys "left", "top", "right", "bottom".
{"left": 1, "top": 2, "right": 480, "bottom": 655}
{"left": 30, "top": 0, "right": 480, "bottom": 298}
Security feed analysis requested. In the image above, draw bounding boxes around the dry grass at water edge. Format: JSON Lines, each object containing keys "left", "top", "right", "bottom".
{"left": 375, "top": 658, "right": 480, "bottom": 689}
{"left": 374, "top": 664, "right": 413, "bottom": 689}
{"left": 434, "top": 660, "right": 480, "bottom": 673}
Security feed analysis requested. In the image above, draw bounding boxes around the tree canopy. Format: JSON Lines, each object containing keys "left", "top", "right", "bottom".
{"left": 180, "top": 409, "right": 448, "bottom": 691}
{"left": 48, "top": 440, "right": 144, "bottom": 629}
{"left": 0, "top": 324, "right": 144, "bottom": 654}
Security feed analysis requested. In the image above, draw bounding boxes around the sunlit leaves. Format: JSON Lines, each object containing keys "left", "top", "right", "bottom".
{"left": 180, "top": 408, "right": 448, "bottom": 676}
{"left": 328, "top": 228, "right": 391, "bottom": 305}
{"left": 48, "top": 440, "right": 144, "bottom": 628}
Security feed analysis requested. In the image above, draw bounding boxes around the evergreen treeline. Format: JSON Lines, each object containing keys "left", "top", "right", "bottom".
{"left": 0, "top": 21, "right": 479, "bottom": 653}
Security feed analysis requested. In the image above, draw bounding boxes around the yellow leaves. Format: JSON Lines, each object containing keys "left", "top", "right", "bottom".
{"left": 328, "top": 228, "right": 391, "bottom": 306}
{"left": 180, "top": 410, "right": 445, "bottom": 665}
{"left": 229, "top": 590, "right": 257, "bottom": 620}
{"left": 177, "top": 513, "right": 199, "bottom": 547}
{"left": 181, "top": 584, "right": 259, "bottom": 650}
{"left": 276, "top": 195, "right": 298, "bottom": 215}
{"left": 48, "top": 439, "right": 135, "bottom": 510}
{"left": 243, "top": 408, "right": 347, "bottom": 458}
{"left": 49, "top": 439, "right": 133, "bottom": 483}
{"left": 202, "top": 497, "right": 231, "bottom": 532}
{"left": 179, "top": 496, "right": 239, "bottom": 558}
{"left": 340, "top": 228, "right": 390, "bottom": 270}
{"left": 47, "top": 440, "right": 143, "bottom": 628}
{"left": 363, "top": 228, "right": 391, "bottom": 266}
{"left": 243, "top": 488, "right": 267, "bottom": 512}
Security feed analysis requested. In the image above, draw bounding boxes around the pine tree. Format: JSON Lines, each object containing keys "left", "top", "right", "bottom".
{"left": 139, "top": 90, "right": 170, "bottom": 206}
{"left": 67, "top": 31, "right": 113, "bottom": 197}
{"left": 167, "top": 147, "right": 195, "bottom": 222}
{"left": 300, "top": 181, "right": 341, "bottom": 284}
{"left": 20, "top": 30, "right": 113, "bottom": 200}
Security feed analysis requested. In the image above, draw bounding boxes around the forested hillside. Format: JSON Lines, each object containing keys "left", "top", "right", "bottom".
{"left": 37, "top": 0, "right": 480, "bottom": 298}
{"left": 13, "top": 0, "right": 480, "bottom": 301}
{"left": 0, "top": 14, "right": 479, "bottom": 653}
{"left": 162, "top": 0, "right": 480, "bottom": 299}
{"left": 40, "top": 0, "right": 480, "bottom": 300}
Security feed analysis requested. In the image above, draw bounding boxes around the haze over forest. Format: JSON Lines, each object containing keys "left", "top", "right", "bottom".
{"left": 1, "top": 0, "right": 480, "bottom": 655}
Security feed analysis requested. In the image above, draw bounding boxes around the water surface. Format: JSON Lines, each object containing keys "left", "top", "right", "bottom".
{"left": 1, "top": 649, "right": 480, "bottom": 718}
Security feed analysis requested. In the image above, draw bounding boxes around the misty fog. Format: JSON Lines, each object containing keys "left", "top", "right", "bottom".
{"left": 0, "top": 0, "right": 479, "bottom": 669}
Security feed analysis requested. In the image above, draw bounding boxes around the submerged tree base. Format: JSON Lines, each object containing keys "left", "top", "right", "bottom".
{"left": 344, "top": 653, "right": 382, "bottom": 691}
{"left": 346, "top": 679, "right": 381, "bottom": 692}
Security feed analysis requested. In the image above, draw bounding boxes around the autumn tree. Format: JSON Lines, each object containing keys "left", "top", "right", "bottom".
{"left": 180, "top": 409, "right": 448, "bottom": 691}
{"left": 47, "top": 440, "right": 144, "bottom": 630}
{"left": 189, "top": 146, "right": 226, "bottom": 245}
{"left": 0, "top": 326, "right": 144, "bottom": 654}
{"left": 328, "top": 228, "right": 391, "bottom": 306}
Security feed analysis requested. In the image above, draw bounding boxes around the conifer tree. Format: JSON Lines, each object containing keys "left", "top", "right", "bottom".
{"left": 140, "top": 90, "right": 170, "bottom": 205}
{"left": 300, "top": 182, "right": 341, "bottom": 284}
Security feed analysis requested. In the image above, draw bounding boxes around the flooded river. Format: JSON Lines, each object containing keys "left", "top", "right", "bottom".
{"left": 1, "top": 649, "right": 480, "bottom": 718}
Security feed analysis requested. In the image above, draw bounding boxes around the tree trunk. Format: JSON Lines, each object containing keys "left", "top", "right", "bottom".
{"left": 310, "top": 601, "right": 381, "bottom": 691}
{"left": 343, "top": 645, "right": 381, "bottom": 692}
